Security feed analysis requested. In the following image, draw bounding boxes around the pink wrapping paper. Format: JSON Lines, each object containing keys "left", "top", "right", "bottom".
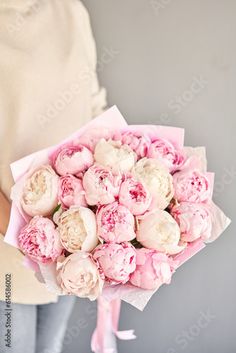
{"left": 5, "top": 106, "right": 128, "bottom": 246}
{"left": 5, "top": 105, "right": 231, "bottom": 311}
{"left": 4, "top": 106, "right": 231, "bottom": 353}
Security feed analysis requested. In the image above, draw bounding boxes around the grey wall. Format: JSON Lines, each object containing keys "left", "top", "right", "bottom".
{"left": 63, "top": 1, "right": 236, "bottom": 352}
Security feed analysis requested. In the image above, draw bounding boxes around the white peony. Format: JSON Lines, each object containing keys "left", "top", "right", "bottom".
{"left": 57, "top": 252, "right": 104, "bottom": 300}
{"left": 137, "top": 209, "right": 186, "bottom": 255}
{"left": 56, "top": 206, "right": 98, "bottom": 253}
{"left": 21, "top": 165, "right": 59, "bottom": 217}
{"left": 133, "top": 158, "right": 174, "bottom": 210}
{"left": 94, "top": 139, "right": 136, "bottom": 173}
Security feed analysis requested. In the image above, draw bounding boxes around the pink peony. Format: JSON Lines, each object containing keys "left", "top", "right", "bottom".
{"left": 171, "top": 202, "right": 212, "bottom": 242}
{"left": 148, "top": 138, "right": 185, "bottom": 172}
{"left": 119, "top": 175, "right": 152, "bottom": 215}
{"left": 18, "top": 216, "right": 62, "bottom": 263}
{"left": 173, "top": 169, "right": 211, "bottom": 203}
{"left": 113, "top": 131, "right": 150, "bottom": 159}
{"left": 58, "top": 174, "right": 87, "bottom": 209}
{"left": 57, "top": 252, "right": 104, "bottom": 300}
{"left": 96, "top": 202, "right": 136, "bottom": 243}
{"left": 83, "top": 164, "right": 122, "bottom": 206}
{"left": 78, "top": 127, "right": 113, "bottom": 151}
{"left": 130, "top": 248, "right": 177, "bottom": 290}
{"left": 52, "top": 144, "right": 94, "bottom": 176}
{"left": 93, "top": 242, "right": 136, "bottom": 284}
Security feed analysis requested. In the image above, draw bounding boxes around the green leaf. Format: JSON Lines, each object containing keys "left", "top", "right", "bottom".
{"left": 52, "top": 204, "right": 61, "bottom": 216}
{"left": 131, "top": 239, "right": 143, "bottom": 249}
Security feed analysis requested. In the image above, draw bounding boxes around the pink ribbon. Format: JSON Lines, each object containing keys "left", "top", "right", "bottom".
{"left": 91, "top": 296, "right": 136, "bottom": 353}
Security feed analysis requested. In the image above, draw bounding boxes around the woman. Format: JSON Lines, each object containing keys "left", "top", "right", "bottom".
{"left": 0, "top": 1, "right": 107, "bottom": 352}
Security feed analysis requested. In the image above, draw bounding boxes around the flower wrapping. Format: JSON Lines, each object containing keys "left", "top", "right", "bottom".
{"left": 5, "top": 106, "right": 231, "bottom": 353}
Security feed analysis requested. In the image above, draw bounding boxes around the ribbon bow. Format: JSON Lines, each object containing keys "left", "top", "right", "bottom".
{"left": 91, "top": 296, "right": 136, "bottom": 353}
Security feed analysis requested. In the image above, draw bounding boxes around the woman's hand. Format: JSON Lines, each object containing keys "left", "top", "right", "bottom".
{"left": 0, "top": 190, "right": 11, "bottom": 235}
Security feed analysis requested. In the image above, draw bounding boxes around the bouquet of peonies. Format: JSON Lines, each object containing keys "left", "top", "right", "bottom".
{"left": 5, "top": 106, "right": 230, "bottom": 353}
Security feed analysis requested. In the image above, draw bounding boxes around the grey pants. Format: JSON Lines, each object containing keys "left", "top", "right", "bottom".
{"left": 0, "top": 296, "right": 76, "bottom": 353}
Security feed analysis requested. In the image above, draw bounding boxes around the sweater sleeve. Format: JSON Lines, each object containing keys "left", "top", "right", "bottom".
{"left": 78, "top": 1, "right": 108, "bottom": 117}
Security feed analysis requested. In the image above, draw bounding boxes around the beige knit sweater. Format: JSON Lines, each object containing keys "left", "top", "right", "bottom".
{"left": 0, "top": 0, "right": 107, "bottom": 304}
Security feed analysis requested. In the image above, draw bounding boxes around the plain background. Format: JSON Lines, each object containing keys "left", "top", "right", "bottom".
{"left": 63, "top": 1, "right": 236, "bottom": 352}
